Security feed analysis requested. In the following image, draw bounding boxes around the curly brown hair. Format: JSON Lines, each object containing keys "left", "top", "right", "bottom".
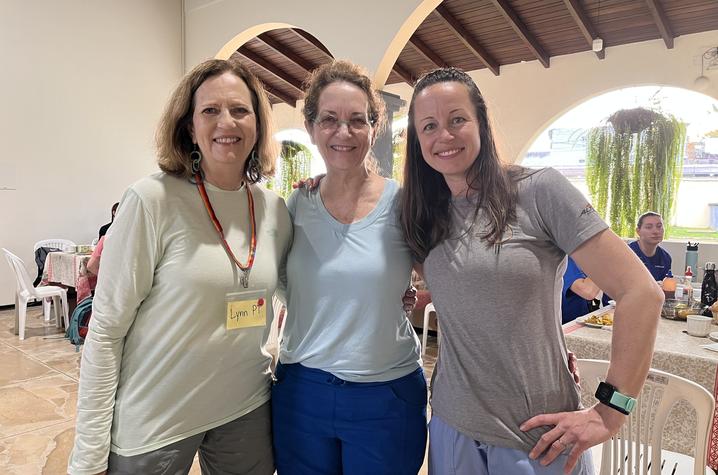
{"left": 302, "top": 60, "right": 386, "bottom": 137}
{"left": 156, "top": 57, "right": 276, "bottom": 183}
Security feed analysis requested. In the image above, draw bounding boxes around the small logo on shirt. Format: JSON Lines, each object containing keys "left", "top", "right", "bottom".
{"left": 579, "top": 204, "right": 596, "bottom": 218}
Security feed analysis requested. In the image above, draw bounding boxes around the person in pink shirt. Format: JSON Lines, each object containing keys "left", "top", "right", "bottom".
{"left": 76, "top": 236, "right": 105, "bottom": 303}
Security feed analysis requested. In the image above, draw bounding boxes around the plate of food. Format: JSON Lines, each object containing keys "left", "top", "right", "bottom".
{"left": 576, "top": 307, "right": 614, "bottom": 328}
{"left": 75, "top": 244, "right": 94, "bottom": 255}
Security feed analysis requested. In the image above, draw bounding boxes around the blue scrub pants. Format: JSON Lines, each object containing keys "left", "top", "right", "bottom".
{"left": 271, "top": 362, "right": 427, "bottom": 475}
{"left": 428, "top": 414, "right": 594, "bottom": 475}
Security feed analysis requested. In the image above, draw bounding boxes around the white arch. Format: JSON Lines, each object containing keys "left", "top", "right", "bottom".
{"left": 214, "top": 22, "right": 295, "bottom": 59}
{"left": 373, "top": 0, "right": 444, "bottom": 88}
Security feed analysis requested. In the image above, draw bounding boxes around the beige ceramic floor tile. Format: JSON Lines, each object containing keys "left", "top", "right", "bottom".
{"left": 6, "top": 336, "right": 74, "bottom": 357}
{"left": 0, "top": 419, "right": 74, "bottom": 475}
{"left": 11, "top": 343, "right": 81, "bottom": 382}
{"left": 0, "top": 307, "right": 438, "bottom": 473}
{"left": 0, "top": 306, "right": 79, "bottom": 381}
{"left": 0, "top": 344, "right": 56, "bottom": 387}
{"left": 0, "top": 307, "right": 63, "bottom": 343}
{"left": 40, "top": 352, "right": 81, "bottom": 382}
{"left": 0, "top": 373, "right": 77, "bottom": 438}
{"left": 0, "top": 342, "right": 18, "bottom": 355}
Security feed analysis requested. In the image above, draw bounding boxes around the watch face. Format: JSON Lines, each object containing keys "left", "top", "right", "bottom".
{"left": 596, "top": 382, "right": 614, "bottom": 401}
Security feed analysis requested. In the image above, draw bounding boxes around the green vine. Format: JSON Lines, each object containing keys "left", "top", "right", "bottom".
{"left": 270, "top": 141, "right": 312, "bottom": 198}
{"left": 586, "top": 107, "right": 686, "bottom": 237}
{"left": 392, "top": 127, "right": 406, "bottom": 183}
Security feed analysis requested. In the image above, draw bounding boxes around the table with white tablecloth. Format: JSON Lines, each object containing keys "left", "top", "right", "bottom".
{"left": 42, "top": 252, "right": 94, "bottom": 302}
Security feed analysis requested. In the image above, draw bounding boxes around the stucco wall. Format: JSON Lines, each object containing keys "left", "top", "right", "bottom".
{"left": 183, "top": 0, "right": 433, "bottom": 76}
{"left": 0, "top": 0, "right": 183, "bottom": 305}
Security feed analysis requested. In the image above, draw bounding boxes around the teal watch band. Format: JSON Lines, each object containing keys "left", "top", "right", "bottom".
{"left": 609, "top": 391, "right": 637, "bottom": 414}
{"left": 595, "top": 381, "right": 636, "bottom": 415}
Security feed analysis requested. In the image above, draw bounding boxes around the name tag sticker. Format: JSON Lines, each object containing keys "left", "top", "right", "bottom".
{"left": 226, "top": 288, "right": 267, "bottom": 331}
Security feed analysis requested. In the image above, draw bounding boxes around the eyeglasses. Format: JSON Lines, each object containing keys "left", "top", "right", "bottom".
{"left": 314, "top": 115, "right": 373, "bottom": 132}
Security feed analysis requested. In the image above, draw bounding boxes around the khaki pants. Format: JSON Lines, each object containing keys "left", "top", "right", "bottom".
{"left": 108, "top": 401, "right": 273, "bottom": 475}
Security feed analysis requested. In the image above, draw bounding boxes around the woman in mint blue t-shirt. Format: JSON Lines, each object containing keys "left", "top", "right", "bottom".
{"left": 272, "top": 60, "right": 426, "bottom": 475}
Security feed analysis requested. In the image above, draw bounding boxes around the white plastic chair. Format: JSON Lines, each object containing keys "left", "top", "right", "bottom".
{"left": 33, "top": 238, "right": 76, "bottom": 252}
{"left": 33, "top": 239, "right": 75, "bottom": 319}
{"left": 421, "top": 302, "right": 441, "bottom": 356}
{"left": 2, "top": 248, "right": 69, "bottom": 340}
{"left": 578, "top": 359, "right": 715, "bottom": 475}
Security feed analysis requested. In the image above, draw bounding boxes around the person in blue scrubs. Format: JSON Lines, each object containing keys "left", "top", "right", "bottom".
{"left": 562, "top": 257, "right": 603, "bottom": 323}
{"left": 628, "top": 212, "right": 672, "bottom": 281}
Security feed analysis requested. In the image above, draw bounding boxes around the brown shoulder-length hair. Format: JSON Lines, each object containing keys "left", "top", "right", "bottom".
{"left": 400, "top": 67, "right": 523, "bottom": 262}
{"left": 156, "top": 56, "right": 277, "bottom": 183}
{"left": 302, "top": 60, "right": 387, "bottom": 137}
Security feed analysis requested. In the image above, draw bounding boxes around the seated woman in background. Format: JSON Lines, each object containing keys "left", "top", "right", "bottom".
{"left": 69, "top": 57, "right": 291, "bottom": 475}
{"left": 75, "top": 236, "right": 106, "bottom": 303}
{"left": 628, "top": 211, "right": 672, "bottom": 280}
{"left": 97, "top": 202, "right": 119, "bottom": 239}
{"left": 401, "top": 67, "right": 662, "bottom": 475}
{"left": 86, "top": 235, "right": 105, "bottom": 276}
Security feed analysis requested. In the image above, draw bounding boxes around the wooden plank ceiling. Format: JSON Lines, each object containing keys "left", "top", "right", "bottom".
{"left": 233, "top": 0, "right": 718, "bottom": 106}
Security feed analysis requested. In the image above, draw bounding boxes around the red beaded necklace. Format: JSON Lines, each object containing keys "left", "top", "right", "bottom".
{"left": 194, "top": 172, "right": 257, "bottom": 288}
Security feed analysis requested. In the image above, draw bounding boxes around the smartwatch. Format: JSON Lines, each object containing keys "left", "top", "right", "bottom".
{"left": 595, "top": 381, "right": 636, "bottom": 415}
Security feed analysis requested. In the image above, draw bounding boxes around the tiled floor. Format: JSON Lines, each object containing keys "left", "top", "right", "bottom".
{"left": 0, "top": 305, "right": 437, "bottom": 474}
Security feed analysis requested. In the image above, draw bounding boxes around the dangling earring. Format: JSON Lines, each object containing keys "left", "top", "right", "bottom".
{"left": 245, "top": 148, "right": 259, "bottom": 182}
{"left": 190, "top": 145, "right": 202, "bottom": 174}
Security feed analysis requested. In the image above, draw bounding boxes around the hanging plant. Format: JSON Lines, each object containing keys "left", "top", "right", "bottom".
{"left": 272, "top": 141, "right": 312, "bottom": 199}
{"left": 392, "top": 127, "right": 406, "bottom": 183}
{"left": 586, "top": 107, "right": 686, "bottom": 237}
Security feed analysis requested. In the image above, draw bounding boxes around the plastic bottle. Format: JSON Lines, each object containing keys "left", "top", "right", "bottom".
{"left": 702, "top": 262, "right": 717, "bottom": 308}
{"left": 663, "top": 271, "right": 676, "bottom": 300}
{"left": 684, "top": 266, "right": 694, "bottom": 302}
{"left": 685, "top": 242, "right": 699, "bottom": 282}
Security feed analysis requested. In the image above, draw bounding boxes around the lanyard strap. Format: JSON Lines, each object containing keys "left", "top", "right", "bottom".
{"left": 194, "top": 173, "right": 257, "bottom": 275}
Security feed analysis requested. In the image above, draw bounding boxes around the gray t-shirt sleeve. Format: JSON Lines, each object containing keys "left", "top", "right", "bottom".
{"left": 528, "top": 167, "right": 608, "bottom": 255}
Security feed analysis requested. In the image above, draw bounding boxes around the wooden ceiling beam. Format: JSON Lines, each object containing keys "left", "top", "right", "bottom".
{"left": 237, "top": 46, "right": 304, "bottom": 95}
{"left": 562, "top": 0, "right": 605, "bottom": 59}
{"left": 292, "top": 29, "right": 333, "bottom": 58}
{"left": 434, "top": 4, "right": 500, "bottom": 76}
{"left": 257, "top": 33, "right": 314, "bottom": 73}
{"left": 644, "top": 0, "right": 674, "bottom": 49}
{"left": 392, "top": 62, "right": 415, "bottom": 85}
{"left": 408, "top": 36, "right": 448, "bottom": 69}
{"left": 488, "top": 0, "right": 550, "bottom": 68}
{"left": 263, "top": 84, "right": 297, "bottom": 108}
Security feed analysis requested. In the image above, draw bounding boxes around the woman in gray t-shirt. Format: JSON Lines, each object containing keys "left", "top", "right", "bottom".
{"left": 400, "top": 67, "right": 662, "bottom": 475}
